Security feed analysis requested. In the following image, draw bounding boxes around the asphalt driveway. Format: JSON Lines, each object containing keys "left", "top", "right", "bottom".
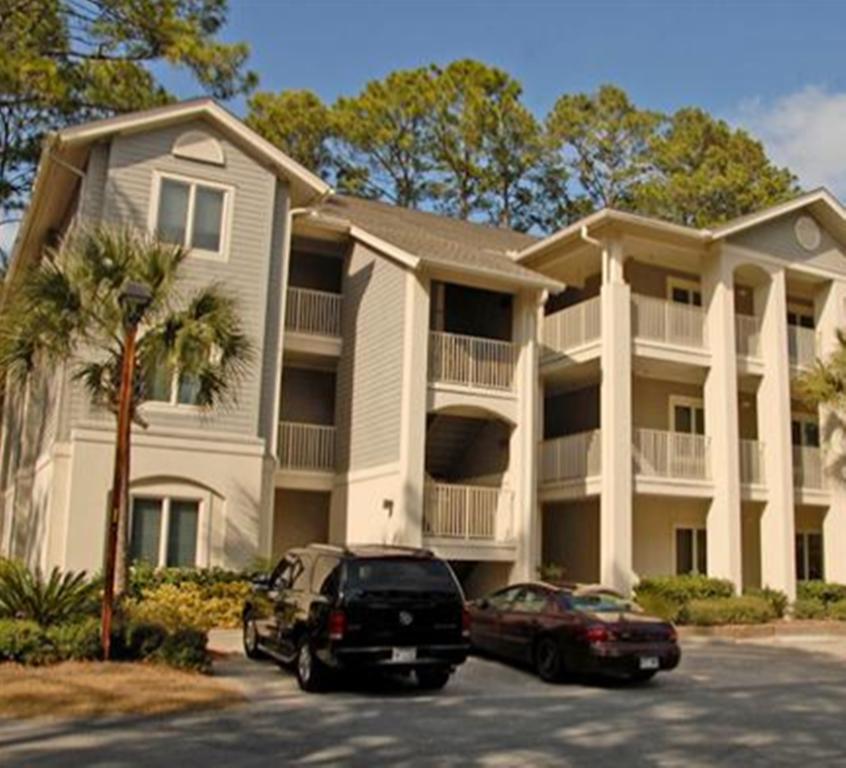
{"left": 2, "top": 634, "right": 846, "bottom": 767}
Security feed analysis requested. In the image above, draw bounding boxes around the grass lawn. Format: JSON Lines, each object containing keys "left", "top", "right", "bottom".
{"left": 0, "top": 662, "right": 245, "bottom": 720}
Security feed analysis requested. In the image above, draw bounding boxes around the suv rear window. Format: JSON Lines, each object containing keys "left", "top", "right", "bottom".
{"left": 344, "top": 558, "right": 459, "bottom": 595}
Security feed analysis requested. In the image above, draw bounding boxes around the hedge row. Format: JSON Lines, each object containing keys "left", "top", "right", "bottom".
{"left": 0, "top": 616, "right": 209, "bottom": 670}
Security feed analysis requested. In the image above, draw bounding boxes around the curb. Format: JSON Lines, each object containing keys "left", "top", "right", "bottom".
{"left": 678, "top": 620, "right": 846, "bottom": 640}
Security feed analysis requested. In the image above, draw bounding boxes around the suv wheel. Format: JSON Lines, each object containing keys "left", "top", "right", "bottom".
{"left": 296, "top": 638, "right": 330, "bottom": 693}
{"left": 535, "top": 637, "right": 564, "bottom": 683}
{"left": 416, "top": 667, "right": 451, "bottom": 691}
{"left": 243, "top": 613, "right": 264, "bottom": 660}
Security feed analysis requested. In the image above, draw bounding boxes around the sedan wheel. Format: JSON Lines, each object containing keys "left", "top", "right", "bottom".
{"left": 535, "top": 637, "right": 564, "bottom": 683}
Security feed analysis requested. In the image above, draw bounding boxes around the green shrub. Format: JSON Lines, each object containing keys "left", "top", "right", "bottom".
{"left": 127, "top": 581, "right": 250, "bottom": 631}
{"left": 827, "top": 600, "right": 846, "bottom": 621}
{"left": 45, "top": 618, "right": 102, "bottom": 661}
{"left": 152, "top": 627, "right": 209, "bottom": 672}
{"left": 686, "top": 596, "right": 776, "bottom": 626}
{"left": 634, "top": 593, "right": 681, "bottom": 623}
{"left": 128, "top": 565, "right": 251, "bottom": 598}
{"left": 793, "top": 598, "right": 828, "bottom": 620}
{"left": 0, "top": 561, "right": 99, "bottom": 625}
{"left": 121, "top": 620, "right": 169, "bottom": 659}
{"left": 745, "top": 587, "right": 789, "bottom": 619}
{"left": 0, "top": 619, "right": 47, "bottom": 663}
{"left": 797, "top": 581, "right": 846, "bottom": 607}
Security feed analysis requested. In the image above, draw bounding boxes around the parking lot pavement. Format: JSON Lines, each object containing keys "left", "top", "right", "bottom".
{"left": 2, "top": 637, "right": 846, "bottom": 767}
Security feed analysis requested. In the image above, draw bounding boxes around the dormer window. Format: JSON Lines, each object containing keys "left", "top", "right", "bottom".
{"left": 151, "top": 172, "right": 232, "bottom": 260}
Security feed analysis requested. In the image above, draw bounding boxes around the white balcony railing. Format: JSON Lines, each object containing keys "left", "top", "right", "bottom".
{"left": 542, "top": 297, "right": 601, "bottom": 358}
{"left": 735, "top": 314, "right": 761, "bottom": 358}
{"left": 788, "top": 326, "right": 817, "bottom": 369}
{"left": 633, "top": 428, "right": 710, "bottom": 481}
{"left": 793, "top": 446, "right": 826, "bottom": 490}
{"left": 632, "top": 294, "right": 706, "bottom": 349}
{"left": 278, "top": 421, "right": 336, "bottom": 472}
{"left": 428, "top": 331, "right": 517, "bottom": 391}
{"left": 423, "top": 482, "right": 513, "bottom": 541}
{"left": 540, "top": 430, "right": 601, "bottom": 484}
{"left": 285, "top": 287, "right": 342, "bottom": 338}
{"left": 739, "top": 439, "right": 765, "bottom": 485}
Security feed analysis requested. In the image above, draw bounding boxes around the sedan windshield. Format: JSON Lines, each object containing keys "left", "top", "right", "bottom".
{"left": 568, "top": 592, "right": 635, "bottom": 613}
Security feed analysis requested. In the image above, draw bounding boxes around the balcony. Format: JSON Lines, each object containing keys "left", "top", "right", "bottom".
{"left": 278, "top": 421, "right": 336, "bottom": 473}
{"left": 285, "top": 287, "right": 342, "bottom": 338}
{"left": 739, "top": 439, "right": 765, "bottom": 485}
{"left": 423, "top": 482, "right": 514, "bottom": 541}
{"left": 793, "top": 446, "right": 826, "bottom": 490}
{"left": 428, "top": 331, "right": 517, "bottom": 392}
{"left": 542, "top": 297, "right": 601, "bottom": 360}
{"left": 632, "top": 294, "right": 706, "bottom": 349}
{"left": 735, "top": 315, "right": 761, "bottom": 358}
{"left": 633, "top": 428, "right": 710, "bottom": 481}
{"left": 540, "top": 430, "right": 601, "bottom": 485}
{"left": 788, "top": 326, "right": 817, "bottom": 369}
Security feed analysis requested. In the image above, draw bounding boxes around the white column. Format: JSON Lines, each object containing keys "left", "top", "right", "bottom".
{"left": 511, "top": 290, "right": 542, "bottom": 581}
{"left": 814, "top": 281, "right": 846, "bottom": 582}
{"left": 757, "top": 268, "right": 796, "bottom": 598}
{"left": 600, "top": 238, "right": 634, "bottom": 593}
{"left": 702, "top": 247, "right": 743, "bottom": 587}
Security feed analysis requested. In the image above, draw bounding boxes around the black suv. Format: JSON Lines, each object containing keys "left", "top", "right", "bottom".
{"left": 242, "top": 544, "right": 470, "bottom": 692}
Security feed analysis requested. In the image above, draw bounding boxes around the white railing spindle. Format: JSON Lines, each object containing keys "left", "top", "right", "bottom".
{"left": 278, "top": 422, "right": 336, "bottom": 472}
{"left": 285, "top": 287, "right": 342, "bottom": 337}
{"left": 428, "top": 331, "right": 516, "bottom": 391}
{"left": 631, "top": 294, "right": 706, "bottom": 349}
{"left": 633, "top": 428, "right": 710, "bottom": 480}
{"left": 540, "top": 430, "right": 601, "bottom": 484}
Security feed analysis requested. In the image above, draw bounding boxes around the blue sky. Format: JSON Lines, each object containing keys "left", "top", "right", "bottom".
{"left": 169, "top": 0, "right": 846, "bottom": 193}
{"left": 4, "top": 0, "right": 846, "bottom": 254}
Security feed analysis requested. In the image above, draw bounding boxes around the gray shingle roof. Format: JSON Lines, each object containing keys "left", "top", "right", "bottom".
{"left": 314, "top": 195, "right": 558, "bottom": 288}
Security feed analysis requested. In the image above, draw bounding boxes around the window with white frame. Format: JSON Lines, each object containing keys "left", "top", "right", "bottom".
{"left": 145, "top": 356, "right": 202, "bottom": 407}
{"left": 667, "top": 277, "right": 702, "bottom": 307}
{"left": 791, "top": 414, "right": 820, "bottom": 448}
{"left": 670, "top": 397, "right": 705, "bottom": 435}
{"left": 787, "top": 304, "right": 815, "bottom": 329}
{"left": 129, "top": 496, "right": 200, "bottom": 567}
{"left": 675, "top": 527, "right": 707, "bottom": 575}
{"left": 153, "top": 174, "right": 231, "bottom": 258}
{"left": 795, "top": 531, "right": 824, "bottom": 581}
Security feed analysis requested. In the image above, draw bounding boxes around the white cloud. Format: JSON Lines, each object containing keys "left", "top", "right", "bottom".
{"left": 736, "top": 85, "right": 846, "bottom": 196}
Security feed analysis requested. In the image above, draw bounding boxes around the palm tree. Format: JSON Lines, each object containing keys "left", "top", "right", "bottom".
{"left": 0, "top": 225, "right": 252, "bottom": 654}
{"left": 798, "top": 331, "right": 846, "bottom": 410}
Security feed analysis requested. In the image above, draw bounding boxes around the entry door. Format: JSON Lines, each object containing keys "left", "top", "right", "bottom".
{"left": 671, "top": 399, "right": 705, "bottom": 477}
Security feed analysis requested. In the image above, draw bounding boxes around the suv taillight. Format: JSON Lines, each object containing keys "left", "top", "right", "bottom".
{"left": 462, "top": 605, "right": 471, "bottom": 638}
{"left": 328, "top": 609, "right": 346, "bottom": 641}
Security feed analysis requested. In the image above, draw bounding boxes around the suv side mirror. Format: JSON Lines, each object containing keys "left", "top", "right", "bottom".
{"left": 251, "top": 574, "right": 272, "bottom": 590}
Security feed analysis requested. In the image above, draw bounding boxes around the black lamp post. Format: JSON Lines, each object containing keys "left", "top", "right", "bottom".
{"left": 101, "top": 280, "right": 152, "bottom": 660}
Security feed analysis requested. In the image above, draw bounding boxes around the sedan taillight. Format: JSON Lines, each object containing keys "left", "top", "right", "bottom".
{"left": 328, "top": 609, "right": 346, "bottom": 641}
{"left": 584, "top": 625, "right": 610, "bottom": 644}
{"left": 462, "top": 605, "right": 471, "bottom": 638}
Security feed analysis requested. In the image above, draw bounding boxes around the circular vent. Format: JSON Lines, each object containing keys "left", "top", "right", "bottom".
{"left": 795, "top": 215, "right": 821, "bottom": 251}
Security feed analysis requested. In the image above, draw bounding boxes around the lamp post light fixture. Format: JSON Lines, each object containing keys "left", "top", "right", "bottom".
{"left": 101, "top": 281, "right": 153, "bottom": 660}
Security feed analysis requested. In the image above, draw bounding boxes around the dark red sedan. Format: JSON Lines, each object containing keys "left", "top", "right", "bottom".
{"left": 468, "top": 582, "right": 680, "bottom": 683}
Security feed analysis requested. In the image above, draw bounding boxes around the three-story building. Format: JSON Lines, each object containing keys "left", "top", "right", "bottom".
{"left": 2, "top": 101, "right": 844, "bottom": 598}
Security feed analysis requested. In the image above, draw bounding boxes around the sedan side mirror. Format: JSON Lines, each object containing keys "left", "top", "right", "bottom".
{"left": 476, "top": 598, "right": 491, "bottom": 610}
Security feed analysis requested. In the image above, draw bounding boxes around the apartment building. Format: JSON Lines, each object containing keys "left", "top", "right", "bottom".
{"left": 0, "top": 100, "right": 557, "bottom": 597}
{"left": 1, "top": 100, "right": 844, "bottom": 599}
{"left": 528, "top": 202, "right": 846, "bottom": 599}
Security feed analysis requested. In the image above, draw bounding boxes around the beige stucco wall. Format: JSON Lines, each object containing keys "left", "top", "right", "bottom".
{"left": 633, "top": 496, "right": 709, "bottom": 578}
{"left": 632, "top": 378, "right": 704, "bottom": 431}
{"left": 542, "top": 499, "right": 600, "bottom": 584}
{"left": 272, "top": 489, "right": 330, "bottom": 558}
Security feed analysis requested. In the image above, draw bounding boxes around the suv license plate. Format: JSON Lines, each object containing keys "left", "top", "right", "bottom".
{"left": 639, "top": 657, "right": 659, "bottom": 670}
{"left": 392, "top": 647, "right": 417, "bottom": 663}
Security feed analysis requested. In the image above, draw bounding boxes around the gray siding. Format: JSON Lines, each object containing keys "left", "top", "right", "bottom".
{"left": 729, "top": 213, "right": 846, "bottom": 274}
{"left": 79, "top": 143, "right": 110, "bottom": 222}
{"left": 335, "top": 243, "right": 406, "bottom": 471}
{"left": 69, "top": 119, "right": 282, "bottom": 439}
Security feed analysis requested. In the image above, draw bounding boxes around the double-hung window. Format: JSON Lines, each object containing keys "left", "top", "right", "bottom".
{"left": 668, "top": 278, "right": 702, "bottom": 307}
{"left": 145, "top": 354, "right": 202, "bottom": 407}
{"left": 154, "top": 174, "right": 230, "bottom": 259}
{"left": 130, "top": 497, "right": 200, "bottom": 568}
{"left": 676, "top": 527, "right": 707, "bottom": 575}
